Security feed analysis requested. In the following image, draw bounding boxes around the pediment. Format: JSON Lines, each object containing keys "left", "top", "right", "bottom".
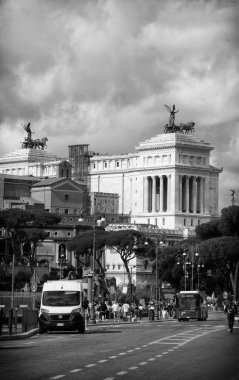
{"left": 53, "top": 181, "right": 84, "bottom": 192}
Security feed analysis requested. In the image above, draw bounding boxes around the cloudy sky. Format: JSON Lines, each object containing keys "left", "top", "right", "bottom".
{"left": 0, "top": 0, "right": 238, "bottom": 210}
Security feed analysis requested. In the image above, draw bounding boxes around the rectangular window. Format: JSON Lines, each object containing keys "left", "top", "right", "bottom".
{"left": 116, "top": 161, "right": 119, "bottom": 167}
{"left": 65, "top": 194, "right": 69, "bottom": 201}
{"left": 118, "top": 265, "right": 121, "bottom": 270}
{"left": 64, "top": 209, "right": 69, "bottom": 214}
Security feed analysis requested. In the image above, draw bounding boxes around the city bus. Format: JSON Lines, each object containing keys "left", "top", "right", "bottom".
{"left": 176, "top": 291, "right": 208, "bottom": 321}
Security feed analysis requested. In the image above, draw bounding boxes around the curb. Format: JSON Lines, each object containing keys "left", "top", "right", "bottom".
{"left": 0, "top": 319, "right": 164, "bottom": 341}
{"left": 0, "top": 328, "right": 39, "bottom": 341}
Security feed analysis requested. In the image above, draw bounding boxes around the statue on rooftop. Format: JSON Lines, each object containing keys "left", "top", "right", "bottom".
{"left": 164, "top": 104, "right": 179, "bottom": 127}
{"left": 21, "top": 122, "right": 48, "bottom": 150}
{"left": 163, "top": 105, "right": 195, "bottom": 134}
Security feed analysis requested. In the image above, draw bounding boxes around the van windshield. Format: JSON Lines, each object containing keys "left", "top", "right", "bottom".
{"left": 42, "top": 291, "right": 80, "bottom": 306}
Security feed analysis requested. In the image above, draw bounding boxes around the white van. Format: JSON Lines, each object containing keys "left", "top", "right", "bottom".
{"left": 38, "top": 280, "right": 88, "bottom": 334}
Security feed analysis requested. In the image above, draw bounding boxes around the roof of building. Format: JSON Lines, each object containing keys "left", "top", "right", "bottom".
{"left": 0, "top": 173, "right": 41, "bottom": 182}
{"left": 31, "top": 177, "right": 87, "bottom": 188}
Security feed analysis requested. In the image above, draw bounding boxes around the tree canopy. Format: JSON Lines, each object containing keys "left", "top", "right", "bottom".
{"left": 0, "top": 209, "right": 61, "bottom": 262}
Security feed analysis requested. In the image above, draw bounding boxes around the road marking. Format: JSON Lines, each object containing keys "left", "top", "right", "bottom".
{"left": 139, "top": 362, "right": 148, "bottom": 365}
{"left": 85, "top": 364, "right": 96, "bottom": 367}
{"left": 50, "top": 376, "right": 65, "bottom": 379}
{"left": 109, "top": 356, "right": 118, "bottom": 359}
{"left": 69, "top": 369, "right": 82, "bottom": 373}
{"left": 129, "top": 367, "right": 138, "bottom": 370}
{"left": 127, "top": 349, "right": 134, "bottom": 352}
{"left": 117, "top": 371, "right": 128, "bottom": 375}
{"left": 148, "top": 358, "right": 156, "bottom": 361}
{"left": 98, "top": 359, "right": 108, "bottom": 363}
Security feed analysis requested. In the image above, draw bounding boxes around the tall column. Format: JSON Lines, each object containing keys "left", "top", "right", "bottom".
{"left": 152, "top": 176, "right": 156, "bottom": 212}
{"left": 143, "top": 177, "right": 148, "bottom": 212}
{"left": 179, "top": 175, "right": 182, "bottom": 212}
{"left": 192, "top": 176, "right": 197, "bottom": 213}
{"left": 186, "top": 176, "right": 190, "bottom": 213}
{"left": 167, "top": 174, "right": 171, "bottom": 212}
{"left": 204, "top": 177, "right": 209, "bottom": 213}
{"left": 171, "top": 172, "right": 176, "bottom": 213}
{"left": 160, "top": 176, "right": 163, "bottom": 212}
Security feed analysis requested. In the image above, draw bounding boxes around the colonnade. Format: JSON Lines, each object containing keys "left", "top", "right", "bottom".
{"left": 144, "top": 175, "right": 171, "bottom": 213}
{"left": 144, "top": 174, "right": 206, "bottom": 214}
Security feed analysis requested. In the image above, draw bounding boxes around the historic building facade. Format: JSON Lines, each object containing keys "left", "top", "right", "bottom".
{"left": 90, "top": 133, "right": 222, "bottom": 230}
{"left": 0, "top": 149, "right": 71, "bottom": 179}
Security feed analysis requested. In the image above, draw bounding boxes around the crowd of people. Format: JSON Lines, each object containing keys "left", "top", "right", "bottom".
{"left": 82, "top": 298, "right": 177, "bottom": 325}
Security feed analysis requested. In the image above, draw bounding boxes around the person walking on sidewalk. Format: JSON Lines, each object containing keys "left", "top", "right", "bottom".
{"left": 82, "top": 297, "right": 90, "bottom": 330}
{"left": 225, "top": 296, "right": 237, "bottom": 333}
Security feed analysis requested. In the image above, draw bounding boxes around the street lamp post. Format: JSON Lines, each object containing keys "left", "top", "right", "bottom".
{"left": 177, "top": 252, "right": 187, "bottom": 291}
{"left": 197, "top": 260, "right": 204, "bottom": 291}
{"left": 154, "top": 240, "right": 159, "bottom": 320}
{"left": 178, "top": 247, "right": 201, "bottom": 291}
{"left": 145, "top": 231, "right": 165, "bottom": 321}
{"left": 78, "top": 201, "right": 106, "bottom": 324}
{"left": 89, "top": 210, "right": 97, "bottom": 324}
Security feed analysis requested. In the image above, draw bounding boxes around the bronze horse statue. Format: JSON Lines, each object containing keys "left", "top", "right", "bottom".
{"left": 33, "top": 137, "right": 48, "bottom": 150}
{"left": 21, "top": 123, "right": 48, "bottom": 150}
{"left": 179, "top": 122, "right": 195, "bottom": 134}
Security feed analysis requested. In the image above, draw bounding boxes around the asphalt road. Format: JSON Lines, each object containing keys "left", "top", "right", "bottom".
{"left": 0, "top": 311, "right": 238, "bottom": 380}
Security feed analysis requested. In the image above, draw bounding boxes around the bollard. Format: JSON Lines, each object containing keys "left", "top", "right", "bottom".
{"left": 14, "top": 307, "right": 18, "bottom": 334}
{"left": 8, "top": 308, "right": 13, "bottom": 335}
{"left": 0, "top": 307, "right": 4, "bottom": 336}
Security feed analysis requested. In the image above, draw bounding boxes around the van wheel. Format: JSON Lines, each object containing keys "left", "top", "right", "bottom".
{"left": 39, "top": 325, "right": 47, "bottom": 334}
{"left": 77, "top": 318, "right": 85, "bottom": 334}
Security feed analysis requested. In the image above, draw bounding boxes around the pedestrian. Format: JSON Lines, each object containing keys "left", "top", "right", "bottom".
{"left": 100, "top": 301, "right": 108, "bottom": 321}
{"left": 122, "top": 302, "right": 130, "bottom": 321}
{"left": 82, "top": 297, "right": 90, "bottom": 330}
{"left": 148, "top": 301, "right": 155, "bottom": 321}
{"left": 112, "top": 301, "right": 120, "bottom": 321}
{"left": 225, "top": 296, "right": 237, "bottom": 333}
{"left": 138, "top": 304, "right": 143, "bottom": 320}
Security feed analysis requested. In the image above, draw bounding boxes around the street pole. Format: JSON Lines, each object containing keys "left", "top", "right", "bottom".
{"left": 183, "top": 252, "right": 187, "bottom": 290}
{"left": 130, "top": 267, "right": 132, "bottom": 321}
{"left": 197, "top": 265, "right": 200, "bottom": 291}
{"left": 10, "top": 237, "right": 15, "bottom": 335}
{"left": 191, "top": 253, "right": 194, "bottom": 291}
{"left": 154, "top": 240, "right": 159, "bottom": 320}
{"left": 90, "top": 211, "right": 96, "bottom": 324}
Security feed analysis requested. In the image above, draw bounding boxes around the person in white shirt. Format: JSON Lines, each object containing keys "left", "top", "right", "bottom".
{"left": 122, "top": 302, "right": 130, "bottom": 320}
{"left": 111, "top": 302, "right": 120, "bottom": 321}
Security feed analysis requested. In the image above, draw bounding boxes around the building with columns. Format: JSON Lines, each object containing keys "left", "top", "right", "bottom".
{"left": 0, "top": 148, "right": 71, "bottom": 179}
{"left": 90, "top": 132, "right": 222, "bottom": 230}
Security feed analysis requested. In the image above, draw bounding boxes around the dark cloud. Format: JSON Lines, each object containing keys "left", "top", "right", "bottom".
{"left": 0, "top": 0, "right": 239, "bottom": 210}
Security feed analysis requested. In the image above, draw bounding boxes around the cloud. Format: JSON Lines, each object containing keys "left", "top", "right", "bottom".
{"left": 0, "top": 0, "right": 239, "bottom": 211}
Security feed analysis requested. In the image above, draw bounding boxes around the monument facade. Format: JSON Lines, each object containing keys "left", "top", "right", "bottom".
{"left": 90, "top": 109, "right": 222, "bottom": 230}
